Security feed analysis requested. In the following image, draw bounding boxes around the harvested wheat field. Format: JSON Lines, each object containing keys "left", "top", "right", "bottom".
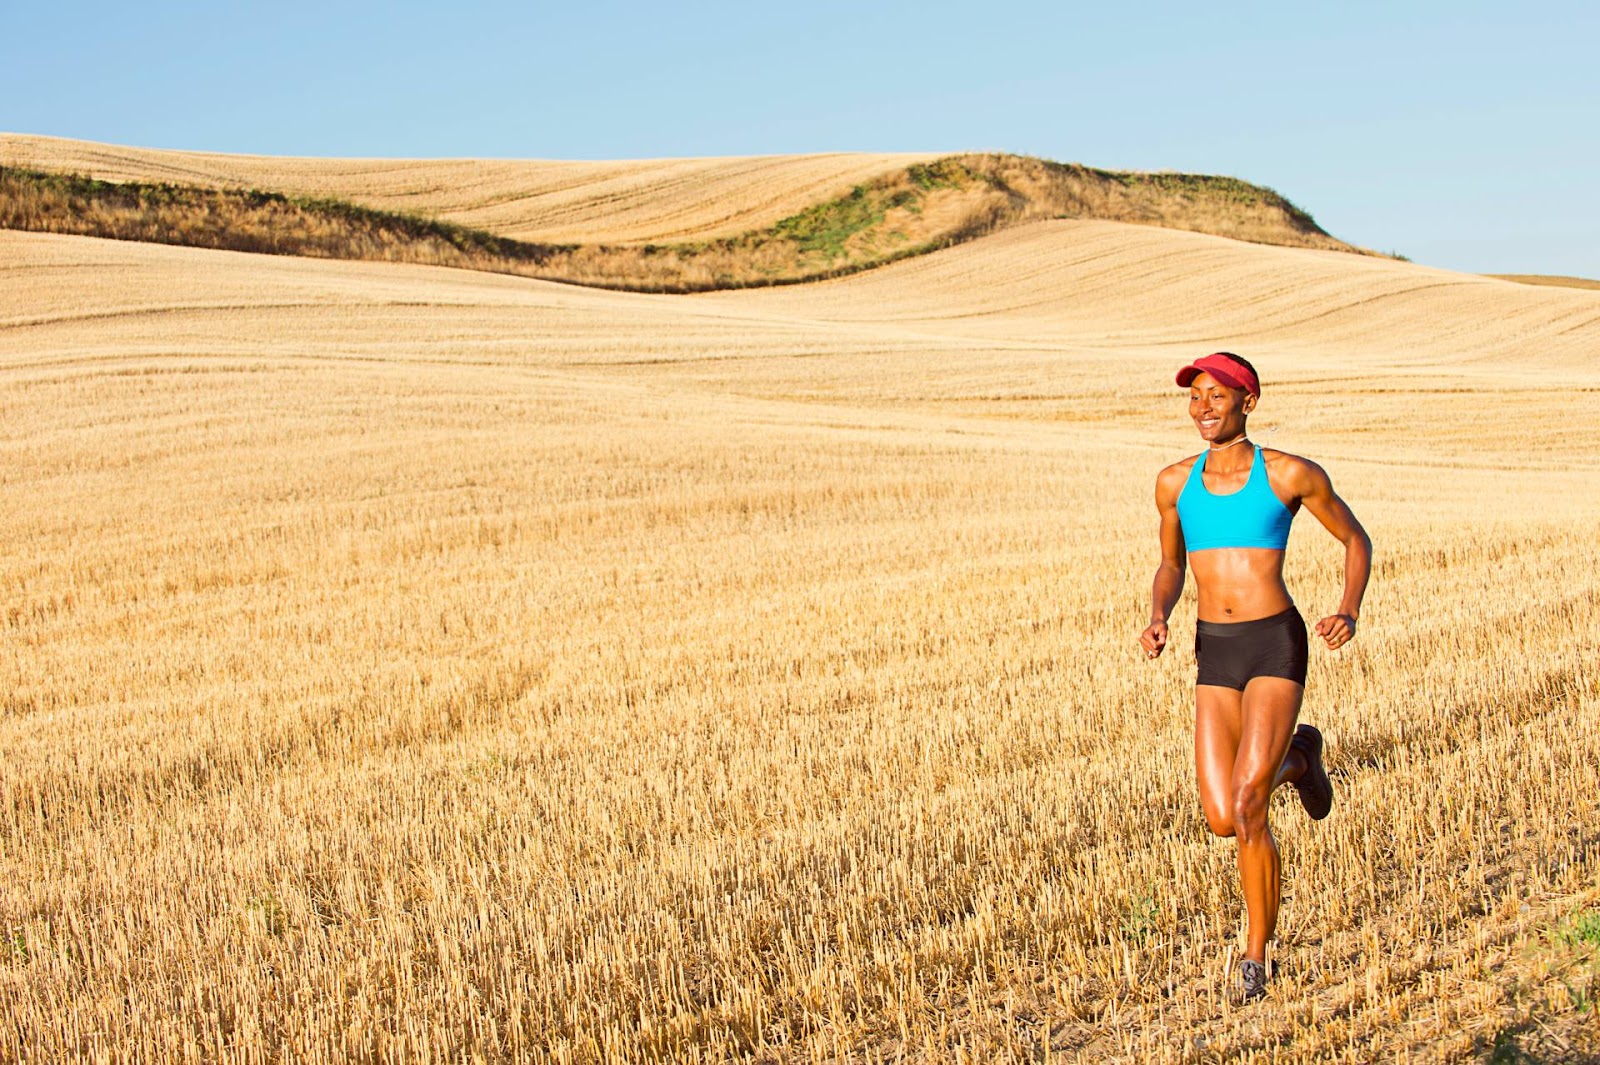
{"left": 1, "top": 193, "right": 1598, "bottom": 1063}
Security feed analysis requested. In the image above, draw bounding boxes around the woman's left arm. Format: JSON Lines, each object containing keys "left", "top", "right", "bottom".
{"left": 1290, "top": 458, "right": 1372, "bottom": 650}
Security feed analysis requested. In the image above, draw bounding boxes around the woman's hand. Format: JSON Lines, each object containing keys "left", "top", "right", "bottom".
{"left": 1140, "top": 620, "right": 1170, "bottom": 660}
{"left": 1314, "top": 613, "right": 1357, "bottom": 650}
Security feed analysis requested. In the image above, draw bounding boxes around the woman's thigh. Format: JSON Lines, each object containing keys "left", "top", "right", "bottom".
{"left": 1195, "top": 684, "right": 1243, "bottom": 834}
{"left": 1235, "top": 676, "right": 1304, "bottom": 789}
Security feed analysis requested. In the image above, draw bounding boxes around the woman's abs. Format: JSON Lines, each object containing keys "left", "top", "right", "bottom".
{"left": 1189, "top": 547, "right": 1292, "bottom": 622}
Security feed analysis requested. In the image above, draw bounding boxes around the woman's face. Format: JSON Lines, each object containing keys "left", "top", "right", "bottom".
{"left": 1188, "top": 371, "right": 1254, "bottom": 443}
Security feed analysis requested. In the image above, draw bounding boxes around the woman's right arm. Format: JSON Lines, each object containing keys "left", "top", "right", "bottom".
{"left": 1141, "top": 466, "right": 1188, "bottom": 658}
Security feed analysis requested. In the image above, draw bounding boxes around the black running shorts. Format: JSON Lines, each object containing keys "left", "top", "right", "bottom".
{"left": 1194, "top": 607, "right": 1309, "bottom": 689}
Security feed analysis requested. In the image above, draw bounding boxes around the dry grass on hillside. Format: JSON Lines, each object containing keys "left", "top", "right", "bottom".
{"left": 0, "top": 133, "right": 937, "bottom": 243}
{"left": 1, "top": 228, "right": 1598, "bottom": 1063}
{"left": 0, "top": 166, "right": 562, "bottom": 271}
{"left": 0, "top": 136, "right": 1356, "bottom": 257}
{"left": 3, "top": 154, "right": 1361, "bottom": 293}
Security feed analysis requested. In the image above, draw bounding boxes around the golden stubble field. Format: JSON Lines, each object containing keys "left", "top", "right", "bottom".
{"left": 1, "top": 214, "right": 1598, "bottom": 1063}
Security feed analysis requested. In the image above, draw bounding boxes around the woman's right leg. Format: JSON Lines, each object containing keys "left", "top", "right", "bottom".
{"left": 1196, "top": 680, "right": 1310, "bottom": 964}
{"left": 1231, "top": 677, "right": 1304, "bottom": 964}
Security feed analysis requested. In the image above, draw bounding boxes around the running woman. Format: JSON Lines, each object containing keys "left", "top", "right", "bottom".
{"left": 1139, "top": 352, "right": 1371, "bottom": 1001}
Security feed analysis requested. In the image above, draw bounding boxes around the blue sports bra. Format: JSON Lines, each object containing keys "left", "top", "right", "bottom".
{"left": 1176, "top": 446, "right": 1294, "bottom": 551}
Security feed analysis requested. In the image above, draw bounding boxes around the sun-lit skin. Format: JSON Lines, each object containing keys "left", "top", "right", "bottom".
{"left": 1139, "top": 371, "right": 1371, "bottom": 652}
{"left": 1140, "top": 365, "right": 1373, "bottom": 976}
{"left": 1182, "top": 375, "right": 1294, "bottom": 622}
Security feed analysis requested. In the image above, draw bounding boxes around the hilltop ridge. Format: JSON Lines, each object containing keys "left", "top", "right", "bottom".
{"left": 0, "top": 133, "right": 936, "bottom": 243}
{"left": 2, "top": 138, "right": 1364, "bottom": 293}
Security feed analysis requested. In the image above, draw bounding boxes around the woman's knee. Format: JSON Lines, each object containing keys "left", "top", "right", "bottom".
{"left": 1201, "top": 801, "right": 1235, "bottom": 837}
{"left": 1231, "top": 786, "right": 1270, "bottom": 840}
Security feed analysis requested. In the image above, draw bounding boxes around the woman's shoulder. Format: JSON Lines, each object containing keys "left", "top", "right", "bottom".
{"left": 1156, "top": 454, "right": 1200, "bottom": 501}
{"left": 1160, "top": 453, "right": 1201, "bottom": 479}
{"left": 1260, "top": 448, "right": 1332, "bottom": 493}
{"left": 1260, "top": 447, "right": 1324, "bottom": 471}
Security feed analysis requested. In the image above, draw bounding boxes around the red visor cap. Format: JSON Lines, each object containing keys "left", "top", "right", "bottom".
{"left": 1176, "top": 353, "right": 1260, "bottom": 396}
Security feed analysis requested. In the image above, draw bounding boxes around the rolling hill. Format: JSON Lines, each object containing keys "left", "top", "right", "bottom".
{"left": 3, "top": 136, "right": 1362, "bottom": 291}
{"left": 0, "top": 133, "right": 937, "bottom": 243}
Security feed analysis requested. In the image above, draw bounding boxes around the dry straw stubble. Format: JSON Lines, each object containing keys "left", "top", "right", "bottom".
{"left": 0, "top": 213, "right": 1598, "bottom": 1063}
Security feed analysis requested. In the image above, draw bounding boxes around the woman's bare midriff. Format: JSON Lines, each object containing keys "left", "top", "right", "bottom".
{"left": 1189, "top": 547, "right": 1293, "bottom": 622}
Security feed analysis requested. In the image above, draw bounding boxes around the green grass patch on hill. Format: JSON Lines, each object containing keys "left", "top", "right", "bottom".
{"left": 775, "top": 186, "right": 912, "bottom": 259}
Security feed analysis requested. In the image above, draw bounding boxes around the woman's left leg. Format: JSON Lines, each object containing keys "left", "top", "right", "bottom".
{"left": 1231, "top": 676, "right": 1304, "bottom": 963}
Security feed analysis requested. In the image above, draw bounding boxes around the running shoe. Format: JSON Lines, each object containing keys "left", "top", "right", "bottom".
{"left": 1240, "top": 959, "right": 1268, "bottom": 1001}
{"left": 1290, "top": 723, "right": 1333, "bottom": 820}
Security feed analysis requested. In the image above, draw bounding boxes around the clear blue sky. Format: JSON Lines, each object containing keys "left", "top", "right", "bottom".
{"left": 4, "top": 0, "right": 1596, "bottom": 276}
